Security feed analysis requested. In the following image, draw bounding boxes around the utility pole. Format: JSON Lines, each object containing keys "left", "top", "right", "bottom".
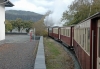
{"left": 88, "top": 0, "right": 92, "bottom": 17}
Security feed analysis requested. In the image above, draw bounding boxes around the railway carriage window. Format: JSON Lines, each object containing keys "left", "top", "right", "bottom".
{"left": 79, "top": 30, "right": 81, "bottom": 44}
{"left": 65, "top": 29, "right": 66, "bottom": 35}
{"left": 83, "top": 29, "right": 84, "bottom": 47}
{"left": 63, "top": 29, "right": 64, "bottom": 35}
{"left": 99, "top": 28, "right": 100, "bottom": 57}
{"left": 85, "top": 28, "right": 87, "bottom": 51}
{"left": 60, "top": 30, "right": 62, "bottom": 35}
{"left": 64, "top": 29, "right": 66, "bottom": 36}
{"left": 78, "top": 29, "right": 79, "bottom": 43}
{"left": 74, "top": 29, "right": 76, "bottom": 40}
{"left": 81, "top": 29, "right": 83, "bottom": 46}
{"left": 65, "top": 29, "right": 66, "bottom": 36}
{"left": 68, "top": 29, "right": 69, "bottom": 36}
{"left": 69, "top": 29, "right": 70, "bottom": 36}
{"left": 77, "top": 29, "right": 78, "bottom": 42}
{"left": 83, "top": 34, "right": 84, "bottom": 47}
{"left": 61, "top": 29, "right": 62, "bottom": 35}
{"left": 84, "top": 28, "right": 86, "bottom": 50}
{"left": 66, "top": 30, "right": 67, "bottom": 36}
{"left": 68, "top": 29, "right": 70, "bottom": 36}
{"left": 69, "top": 29, "right": 70, "bottom": 37}
{"left": 87, "top": 28, "right": 90, "bottom": 54}
{"left": 85, "top": 28, "right": 86, "bottom": 34}
{"left": 62, "top": 29, "right": 63, "bottom": 35}
{"left": 61, "top": 29, "right": 63, "bottom": 35}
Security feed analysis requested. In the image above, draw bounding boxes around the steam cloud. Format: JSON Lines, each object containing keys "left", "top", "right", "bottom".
{"left": 44, "top": 0, "right": 73, "bottom": 27}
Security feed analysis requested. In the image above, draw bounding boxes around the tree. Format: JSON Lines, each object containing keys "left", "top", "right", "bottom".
{"left": 14, "top": 18, "right": 24, "bottom": 32}
{"left": 62, "top": 0, "right": 100, "bottom": 25}
{"left": 24, "top": 20, "right": 33, "bottom": 33}
{"left": 5, "top": 19, "right": 34, "bottom": 33}
{"left": 10, "top": 20, "right": 16, "bottom": 32}
{"left": 5, "top": 20, "right": 12, "bottom": 32}
{"left": 32, "top": 17, "right": 48, "bottom": 36}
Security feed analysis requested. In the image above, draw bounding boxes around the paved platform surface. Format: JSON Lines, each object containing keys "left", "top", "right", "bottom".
{"left": 0, "top": 35, "right": 38, "bottom": 69}
{"left": 34, "top": 36, "right": 46, "bottom": 69}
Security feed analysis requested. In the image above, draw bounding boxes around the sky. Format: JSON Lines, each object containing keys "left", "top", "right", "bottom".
{"left": 6, "top": 0, "right": 74, "bottom": 15}
{"left": 6, "top": 0, "right": 75, "bottom": 26}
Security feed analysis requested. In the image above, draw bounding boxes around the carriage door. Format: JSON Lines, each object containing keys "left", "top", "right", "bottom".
{"left": 58, "top": 28, "right": 61, "bottom": 40}
{"left": 97, "top": 20, "right": 100, "bottom": 69}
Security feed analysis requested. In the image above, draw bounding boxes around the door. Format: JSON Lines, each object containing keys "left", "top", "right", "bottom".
{"left": 97, "top": 20, "right": 100, "bottom": 69}
{"left": 58, "top": 28, "right": 61, "bottom": 40}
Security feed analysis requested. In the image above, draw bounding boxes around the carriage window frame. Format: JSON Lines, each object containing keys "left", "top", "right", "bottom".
{"left": 83, "top": 33, "right": 84, "bottom": 48}
{"left": 69, "top": 29, "right": 70, "bottom": 37}
{"left": 63, "top": 29, "right": 64, "bottom": 35}
{"left": 63, "top": 29, "right": 65, "bottom": 36}
{"left": 99, "top": 28, "right": 100, "bottom": 57}
{"left": 66, "top": 29, "right": 67, "bottom": 36}
{"left": 68, "top": 29, "right": 69, "bottom": 36}
{"left": 87, "top": 28, "right": 90, "bottom": 54}
{"left": 79, "top": 29, "right": 81, "bottom": 45}
{"left": 62, "top": 29, "right": 63, "bottom": 35}
{"left": 85, "top": 28, "right": 86, "bottom": 50}
{"left": 65, "top": 29, "right": 66, "bottom": 36}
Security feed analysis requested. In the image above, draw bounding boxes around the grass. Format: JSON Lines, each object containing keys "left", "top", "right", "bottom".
{"left": 46, "top": 41, "right": 60, "bottom": 56}
{"left": 44, "top": 37, "right": 74, "bottom": 69}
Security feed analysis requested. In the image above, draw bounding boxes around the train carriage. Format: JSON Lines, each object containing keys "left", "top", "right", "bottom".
{"left": 48, "top": 12, "right": 100, "bottom": 69}
{"left": 48, "top": 26, "right": 60, "bottom": 40}
{"left": 97, "top": 19, "right": 100, "bottom": 69}
{"left": 60, "top": 26, "right": 74, "bottom": 48}
{"left": 52, "top": 27, "right": 60, "bottom": 40}
{"left": 48, "top": 27, "right": 53, "bottom": 38}
{"left": 73, "top": 12, "right": 100, "bottom": 69}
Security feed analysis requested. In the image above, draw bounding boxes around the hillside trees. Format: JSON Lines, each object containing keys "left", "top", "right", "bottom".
{"left": 5, "top": 10, "right": 43, "bottom": 22}
{"left": 62, "top": 0, "right": 100, "bottom": 25}
{"left": 5, "top": 18, "right": 33, "bottom": 33}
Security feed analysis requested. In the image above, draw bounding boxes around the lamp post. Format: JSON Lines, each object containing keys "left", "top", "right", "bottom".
{"left": 34, "top": 28, "right": 35, "bottom": 41}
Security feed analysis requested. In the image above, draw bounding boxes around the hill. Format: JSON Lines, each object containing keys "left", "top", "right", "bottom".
{"left": 5, "top": 10, "right": 44, "bottom": 22}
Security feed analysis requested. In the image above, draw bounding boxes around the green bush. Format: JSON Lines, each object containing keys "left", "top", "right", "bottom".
{"left": 42, "top": 30, "right": 48, "bottom": 37}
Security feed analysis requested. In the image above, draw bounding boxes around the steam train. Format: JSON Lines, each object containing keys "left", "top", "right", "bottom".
{"left": 48, "top": 12, "right": 100, "bottom": 69}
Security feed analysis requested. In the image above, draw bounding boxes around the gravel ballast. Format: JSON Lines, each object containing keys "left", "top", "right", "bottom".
{"left": 0, "top": 35, "right": 38, "bottom": 69}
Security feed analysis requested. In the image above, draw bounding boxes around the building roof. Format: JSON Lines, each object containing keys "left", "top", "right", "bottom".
{"left": 4, "top": 0, "right": 14, "bottom": 7}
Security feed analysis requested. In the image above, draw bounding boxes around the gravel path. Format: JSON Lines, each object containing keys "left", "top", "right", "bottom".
{"left": 5, "top": 35, "right": 30, "bottom": 43}
{"left": 0, "top": 35, "right": 38, "bottom": 69}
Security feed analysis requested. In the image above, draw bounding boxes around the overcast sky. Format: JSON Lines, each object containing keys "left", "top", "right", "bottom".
{"left": 6, "top": 0, "right": 74, "bottom": 14}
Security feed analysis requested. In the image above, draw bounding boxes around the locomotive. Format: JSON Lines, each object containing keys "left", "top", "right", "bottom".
{"left": 48, "top": 12, "right": 100, "bottom": 69}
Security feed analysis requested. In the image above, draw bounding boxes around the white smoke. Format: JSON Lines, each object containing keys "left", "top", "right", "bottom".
{"left": 44, "top": 0, "right": 74, "bottom": 27}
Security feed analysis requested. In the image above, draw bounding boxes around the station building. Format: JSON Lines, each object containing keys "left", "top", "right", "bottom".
{"left": 0, "top": 0, "right": 14, "bottom": 44}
